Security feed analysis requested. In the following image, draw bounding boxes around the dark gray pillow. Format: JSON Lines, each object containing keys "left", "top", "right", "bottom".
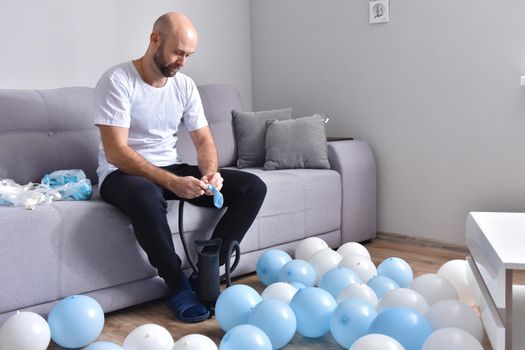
{"left": 264, "top": 114, "right": 330, "bottom": 170}
{"left": 232, "top": 108, "right": 292, "bottom": 168}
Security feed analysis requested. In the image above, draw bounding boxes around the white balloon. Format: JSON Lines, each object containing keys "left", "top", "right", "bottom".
{"left": 438, "top": 260, "right": 475, "bottom": 306}
{"left": 336, "top": 283, "right": 378, "bottom": 307}
{"left": 422, "top": 327, "right": 483, "bottom": 350}
{"left": 294, "top": 237, "right": 329, "bottom": 260}
{"left": 123, "top": 324, "right": 174, "bottom": 350}
{"left": 425, "top": 299, "right": 484, "bottom": 342}
{"left": 350, "top": 334, "right": 406, "bottom": 350}
{"left": 0, "top": 311, "right": 50, "bottom": 350}
{"left": 337, "top": 242, "right": 371, "bottom": 260}
{"left": 307, "top": 248, "right": 342, "bottom": 286}
{"left": 410, "top": 273, "right": 458, "bottom": 305}
{"left": 172, "top": 334, "right": 217, "bottom": 350}
{"left": 377, "top": 288, "right": 429, "bottom": 315}
{"left": 339, "top": 255, "right": 377, "bottom": 283}
{"left": 261, "top": 282, "right": 298, "bottom": 304}
{"left": 465, "top": 261, "right": 482, "bottom": 307}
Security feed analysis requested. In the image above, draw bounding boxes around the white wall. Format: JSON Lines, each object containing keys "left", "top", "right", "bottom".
{"left": 250, "top": 0, "right": 525, "bottom": 244}
{"left": 0, "top": 0, "right": 253, "bottom": 108}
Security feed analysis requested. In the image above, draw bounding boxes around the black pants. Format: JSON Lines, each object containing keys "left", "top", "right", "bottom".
{"left": 100, "top": 164, "right": 267, "bottom": 294}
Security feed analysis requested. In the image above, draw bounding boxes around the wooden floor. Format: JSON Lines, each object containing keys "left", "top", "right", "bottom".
{"left": 48, "top": 234, "right": 492, "bottom": 349}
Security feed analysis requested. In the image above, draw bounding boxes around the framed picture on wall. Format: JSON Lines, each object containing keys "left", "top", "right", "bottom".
{"left": 369, "top": 0, "right": 389, "bottom": 24}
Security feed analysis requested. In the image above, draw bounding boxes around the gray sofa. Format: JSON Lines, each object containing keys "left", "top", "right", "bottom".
{"left": 0, "top": 85, "right": 376, "bottom": 324}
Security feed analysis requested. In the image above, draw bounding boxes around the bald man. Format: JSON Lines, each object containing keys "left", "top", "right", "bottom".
{"left": 94, "top": 12, "right": 266, "bottom": 323}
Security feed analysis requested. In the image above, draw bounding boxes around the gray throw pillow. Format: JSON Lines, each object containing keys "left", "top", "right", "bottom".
{"left": 232, "top": 108, "right": 293, "bottom": 168}
{"left": 264, "top": 114, "right": 330, "bottom": 170}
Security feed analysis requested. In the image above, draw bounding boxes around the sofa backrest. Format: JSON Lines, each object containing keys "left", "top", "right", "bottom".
{"left": 0, "top": 84, "right": 242, "bottom": 185}
{"left": 178, "top": 84, "right": 243, "bottom": 168}
{"left": 0, "top": 87, "right": 99, "bottom": 184}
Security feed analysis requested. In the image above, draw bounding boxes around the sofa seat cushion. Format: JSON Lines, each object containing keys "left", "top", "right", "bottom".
{"left": 0, "top": 205, "right": 61, "bottom": 313}
{"left": 0, "top": 165, "right": 341, "bottom": 314}
{"left": 49, "top": 193, "right": 158, "bottom": 297}
{"left": 230, "top": 168, "right": 342, "bottom": 249}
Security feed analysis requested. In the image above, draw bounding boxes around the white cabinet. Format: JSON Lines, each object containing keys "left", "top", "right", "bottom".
{"left": 466, "top": 212, "right": 525, "bottom": 350}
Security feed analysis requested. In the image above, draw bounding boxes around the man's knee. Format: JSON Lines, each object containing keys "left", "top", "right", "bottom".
{"left": 241, "top": 173, "right": 267, "bottom": 205}
{"left": 221, "top": 170, "right": 267, "bottom": 208}
{"left": 250, "top": 174, "right": 267, "bottom": 199}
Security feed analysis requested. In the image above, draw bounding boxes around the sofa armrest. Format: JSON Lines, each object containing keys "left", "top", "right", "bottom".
{"left": 328, "top": 140, "right": 377, "bottom": 243}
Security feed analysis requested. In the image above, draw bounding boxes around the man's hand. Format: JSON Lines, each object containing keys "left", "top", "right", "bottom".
{"left": 190, "top": 127, "right": 220, "bottom": 191}
{"left": 201, "top": 172, "right": 223, "bottom": 195}
{"left": 167, "top": 175, "right": 209, "bottom": 199}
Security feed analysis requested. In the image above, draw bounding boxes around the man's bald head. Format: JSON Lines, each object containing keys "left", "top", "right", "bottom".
{"left": 153, "top": 12, "right": 198, "bottom": 43}
{"left": 145, "top": 12, "right": 198, "bottom": 79}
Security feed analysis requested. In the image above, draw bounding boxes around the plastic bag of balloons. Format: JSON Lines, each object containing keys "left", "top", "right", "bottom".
{"left": 41, "top": 169, "right": 92, "bottom": 200}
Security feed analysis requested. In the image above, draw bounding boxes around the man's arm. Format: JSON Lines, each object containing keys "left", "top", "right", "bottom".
{"left": 190, "top": 126, "right": 223, "bottom": 192}
{"left": 98, "top": 125, "right": 207, "bottom": 198}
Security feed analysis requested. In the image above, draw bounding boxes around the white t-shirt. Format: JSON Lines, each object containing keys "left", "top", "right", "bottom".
{"left": 94, "top": 61, "right": 208, "bottom": 186}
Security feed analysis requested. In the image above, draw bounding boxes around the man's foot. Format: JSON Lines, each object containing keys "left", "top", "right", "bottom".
{"left": 167, "top": 289, "right": 210, "bottom": 323}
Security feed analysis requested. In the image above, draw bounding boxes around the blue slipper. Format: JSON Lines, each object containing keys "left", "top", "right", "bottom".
{"left": 168, "top": 289, "right": 210, "bottom": 323}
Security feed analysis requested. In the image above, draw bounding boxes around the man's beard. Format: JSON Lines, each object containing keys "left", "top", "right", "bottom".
{"left": 153, "top": 48, "right": 181, "bottom": 78}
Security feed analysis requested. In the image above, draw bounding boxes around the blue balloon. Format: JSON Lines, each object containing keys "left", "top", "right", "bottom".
{"left": 248, "top": 299, "right": 297, "bottom": 349}
{"left": 219, "top": 324, "right": 272, "bottom": 350}
{"left": 215, "top": 284, "right": 262, "bottom": 331}
{"left": 290, "top": 282, "right": 306, "bottom": 290}
{"left": 85, "top": 341, "right": 124, "bottom": 350}
{"left": 329, "top": 300, "right": 377, "bottom": 348}
{"left": 367, "top": 275, "right": 399, "bottom": 299}
{"left": 47, "top": 295, "right": 105, "bottom": 349}
{"left": 369, "top": 307, "right": 432, "bottom": 350}
{"left": 319, "top": 266, "right": 361, "bottom": 298}
{"left": 289, "top": 287, "right": 337, "bottom": 338}
{"left": 256, "top": 250, "right": 292, "bottom": 286}
{"left": 278, "top": 259, "right": 315, "bottom": 287}
{"left": 377, "top": 257, "right": 413, "bottom": 288}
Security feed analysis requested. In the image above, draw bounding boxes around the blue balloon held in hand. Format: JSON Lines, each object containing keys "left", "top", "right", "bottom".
{"left": 208, "top": 184, "right": 223, "bottom": 209}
